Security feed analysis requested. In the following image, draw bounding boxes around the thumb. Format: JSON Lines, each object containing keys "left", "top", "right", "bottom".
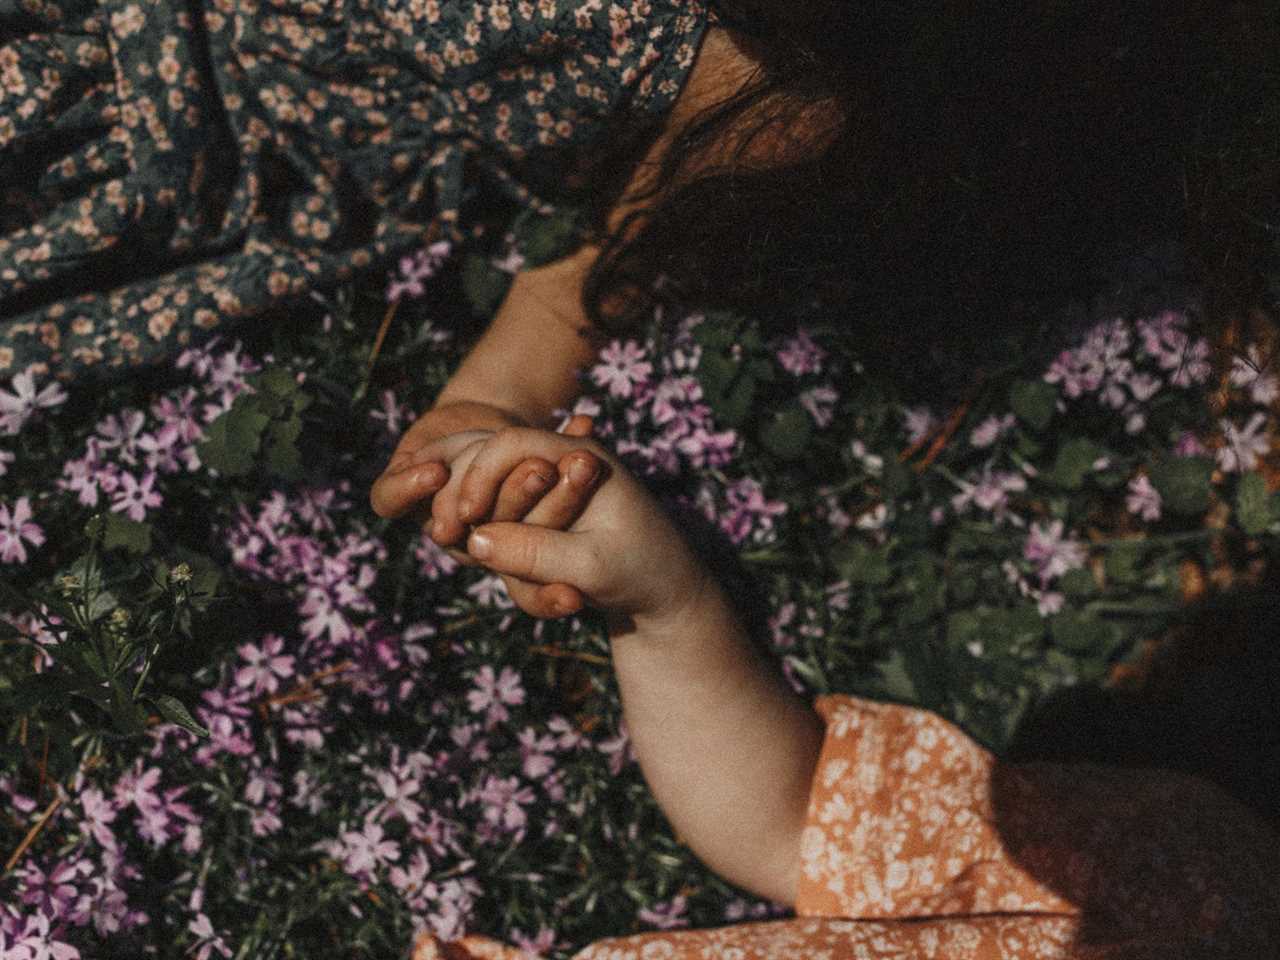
{"left": 467, "top": 522, "right": 599, "bottom": 594}
{"left": 559, "top": 414, "right": 594, "bottom": 438}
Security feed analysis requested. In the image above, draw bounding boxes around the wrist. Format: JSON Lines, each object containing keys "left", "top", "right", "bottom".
{"left": 423, "top": 399, "right": 526, "bottom": 438}
{"left": 625, "top": 561, "right": 732, "bottom": 645}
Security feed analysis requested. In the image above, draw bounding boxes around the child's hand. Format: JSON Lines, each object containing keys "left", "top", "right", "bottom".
{"left": 370, "top": 404, "right": 595, "bottom": 525}
{"left": 373, "top": 417, "right": 606, "bottom": 619}
{"left": 457, "top": 428, "right": 710, "bottom": 628}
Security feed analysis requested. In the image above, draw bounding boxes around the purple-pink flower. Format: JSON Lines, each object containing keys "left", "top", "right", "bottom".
{"left": 235, "top": 635, "right": 296, "bottom": 695}
{"left": 1023, "top": 519, "right": 1088, "bottom": 586}
{"left": 1125, "top": 474, "right": 1162, "bottom": 522}
{"left": 776, "top": 328, "right": 825, "bottom": 377}
{"left": 0, "top": 497, "right": 44, "bottom": 564}
{"left": 1217, "top": 412, "right": 1271, "bottom": 474}
{"left": 110, "top": 470, "right": 162, "bottom": 521}
{"left": 591, "top": 340, "right": 653, "bottom": 399}
{"left": 0, "top": 370, "right": 68, "bottom": 435}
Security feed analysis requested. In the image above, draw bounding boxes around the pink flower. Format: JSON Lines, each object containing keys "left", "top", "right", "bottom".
{"left": 466, "top": 666, "right": 525, "bottom": 724}
{"left": 638, "top": 895, "right": 690, "bottom": 930}
{"left": 1217, "top": 412, "right": 1270, "bottom": 473}
{"left": 1125, "top": 474, "right": 1162, "bottom": 522}
{"left": 110, "top": 471, "right": 162, "bottom": 521}
{"left": 901, "top": 406, "right": 938, "bottom": 445}
{"left": 591, "top": 340, "right": 653, "bottom": 398}
{"left": 776, "top": 329, "right": 825, "bottom": 376}
{"left": 1229, "top": 345, "right": 1280, "bottom": 407}
{"left": 474, "top": 774, "right": 535, "bottom": 835}
{"left": 1023, "top": 519, "right": 1088, "bottom": 586}
{"left": 0, "top": 497, "right": 44, "bottom": 564}
{"left": 969, "top": 414, "right": 1016, "bottom": 449}
{"left": 372, "top": 770, "right": 423, "bottom": 825}
{"left": 0, "top": 370, "right": 68, "bottom": 435}
{"left": 336, "top": 821, "right": 400, "bottom": 875}
{"left": 234, "top": 635, "right": 296, "bottom": 695}
{"left": 799, "top": 385, "right": 839, "bottom": 428}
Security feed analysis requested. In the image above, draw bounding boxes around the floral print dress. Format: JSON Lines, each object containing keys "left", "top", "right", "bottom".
{"left": 0, "top": 0, "right": 708, "bottom": 379}
{"left": 413, "top": 695, "right": 1280, "bottom": 959}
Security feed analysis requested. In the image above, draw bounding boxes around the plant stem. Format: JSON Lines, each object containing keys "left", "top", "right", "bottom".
{"left": 3, "top": 794, "right": 63, "bottom": 874}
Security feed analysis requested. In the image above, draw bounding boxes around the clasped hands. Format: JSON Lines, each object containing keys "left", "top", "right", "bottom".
{"left": 370, "top": 405, "right": 605, "bottom": 619}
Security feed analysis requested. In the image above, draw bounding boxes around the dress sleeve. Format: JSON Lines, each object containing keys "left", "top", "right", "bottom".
{"left": 795, "top": 694, "right": 1280, "bottom": 952}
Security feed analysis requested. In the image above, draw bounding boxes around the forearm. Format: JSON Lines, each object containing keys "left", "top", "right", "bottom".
{"left": 435, "top": 244, "right": 601, "bottom": 428}
{"left": 611, "top": 587, "right": 824, "bottom": 906}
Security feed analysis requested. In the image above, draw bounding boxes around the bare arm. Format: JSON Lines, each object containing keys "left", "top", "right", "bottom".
{"left": 457, "top": 429, "right": 824, "bottom": 904}
{"left": 613, "top": 585, "right": 824, "bottom": 906}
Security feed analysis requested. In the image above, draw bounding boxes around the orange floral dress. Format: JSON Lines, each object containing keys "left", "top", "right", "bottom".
{"left": 413, "top": 695, "right": 1280, "bottom": 959}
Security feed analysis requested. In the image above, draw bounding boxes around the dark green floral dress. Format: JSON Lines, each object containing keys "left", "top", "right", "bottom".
{"left": 0, "top": 0, "right": 709, "bottom": 379}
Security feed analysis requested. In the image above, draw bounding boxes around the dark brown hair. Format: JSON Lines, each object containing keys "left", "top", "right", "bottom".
{"left": 576, "top": 1, "right": 1278, "bottom": 383}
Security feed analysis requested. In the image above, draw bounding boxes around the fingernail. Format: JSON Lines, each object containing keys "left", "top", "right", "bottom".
{"left": 523, "top": 470, "right": 553, "bottom": 495}
{"left": 431, "top": 519, "right": 447, "bottom": 541}
{"left": 568, "top": 457, "right": 598, "bottom": 488}
{"left": 417, "top": 464, "right": 444, "bottom": 487}
{"left": 457, "top": 499, "right": 474, "bottom": 522}
{"left": 468, "top": 530, "right": 492, "bottom": 559}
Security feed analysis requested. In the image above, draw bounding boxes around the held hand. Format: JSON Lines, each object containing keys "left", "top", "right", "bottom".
{"left": 458, "top": 429, "right": 707, "bottom": 626}
{"left": 370, "top": 401, "right": 525, "bottom": 520}
{"left": 371, "top": 407, "right": 601, "bottom": 619}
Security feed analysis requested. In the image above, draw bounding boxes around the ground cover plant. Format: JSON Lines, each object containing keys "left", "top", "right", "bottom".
{"left": 2, "top": 216, "right": 1279, "bottom": 958}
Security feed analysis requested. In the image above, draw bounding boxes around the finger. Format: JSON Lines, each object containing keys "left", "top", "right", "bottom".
{"left": 457, "top": 428, "right": 604, "bottom": 524}
{"left": 503, "top": 576, "right": 585, "bottom": 619}
{"left": 560, "top": 414, "right": 595, "bottom": 438}
{"left": 490, "top": 458, "right": 558, "bottom": 523}
{"left": 428, "top": 474, "right": 470, "bottom": 548}
{"left": 467, "top": 522, "right": 600, "bottom": 595}
{"left": 519, "top": 450, "right": 607, "bottom": 531}
{"left": 372, "top": 430, "right": 490, "bottom": 519}
{"left": 370, "top": 461, "right": 449, "bottom": 518}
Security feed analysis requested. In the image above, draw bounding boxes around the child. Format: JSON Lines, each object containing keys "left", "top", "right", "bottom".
{"left": 407, "top": 426, "right": 1280, "bottom": 959}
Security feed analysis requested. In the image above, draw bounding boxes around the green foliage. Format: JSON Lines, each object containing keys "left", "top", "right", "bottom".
{"left": 462, "top": 253, "right": 512, "bottom": 316}
{"left": 514, "top": 206, "right": 584, "bottom": 267}
{"left": 1009, "top": 379, "right": 1057, "bottom": 431}
{"left": 1236, "top": 471, "right": 1272, "bottom": 535}
{"left": 1047, "top": 437, "right": 1109, "bottom": 490}
{"left": 198, "top": 369, "right": 312, "bottom": 479}
{"left": 758, "top": 403, "right": 812, "bottom": 460}
{"left": 1150, "top": 456, "right": 1216, "bottom": 515}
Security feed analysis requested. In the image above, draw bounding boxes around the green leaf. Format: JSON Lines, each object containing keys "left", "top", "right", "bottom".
{"left": 1051, "top": 611, "right": 1123, "bottom": 655}
{"left": 110, "top": 680, "right": 147, "bottom": 735}
{"left": 696, "top": 352, "right": 756, "bottom": 427}
{"left": 199, "top": 399, "right": 271, "bottom": 476}
{"left": 874, "top": 648, "right": 918, "bottom": 702}
{"left": 5, "top": 671, "right": 89, "bottom": 713}
{"left": 831, "top": 540, "right": 892, "bottom": 585}
{"left": 1009, "top": 379, "right": 1058, "bottom": 432}
{"left": 516, "top": 208, "right": 583, "bottom": 267}
{"left": 149, "top": 694, "right": 210, "bottom": 738}
{"left": 879, "top": 460, "right": 913, "bottom": 497}
{"left": 461, "top": 253, "right": 511, "bottom": 317}
{"left": 1236, "top": 472, "right": 1271, "bottom": 535}
{"left": 100, "top": 513, "right": 152, "bottom": 555}
{"left": 759, "top": 403, "right": 812, "bottom": 460}
{"left": 258, "top": 367, "right": 299, "bottom": 399}
{"left": 1104, "top": 540, "right": 1147, "bottom": 584}
{"left": 1149, "top": 456, "right": 1215, "bottom": 516}
{"left": 1059, "top": 567, "right": 1099, "bottom": 599}
{"left": 1048, "top": 437, "right": 1107, "bottom": 490}
{"left": 949, "top": 606, "right": 1044, "bottom": 654}
{"left": 264, "top": 414, "right": 304, "bottom": 479}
